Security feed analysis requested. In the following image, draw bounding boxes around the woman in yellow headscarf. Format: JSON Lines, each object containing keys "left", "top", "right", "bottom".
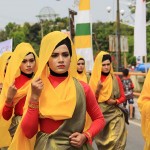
{"left": 0, "top": 51, "right": 12, "bottom": 150}
{"left": 76, "top": 55, "right": 88, "bottom": 83}
{"left": 89, "top": 51, "right": 127, "bottom": 150}
{"left": 138, "top": 70, "right": 150, "bottom": 150}
{"left": 9, "top": 31, "right": 105, "bottom": 150}
{"left": 0, "top": 51, "right": 12, "bottom": 93}
{"left": 76, "top": 55, "right": 92, "bottom": 131}
{"left": 0, "top": 42, "right": 38, "bottom": 149}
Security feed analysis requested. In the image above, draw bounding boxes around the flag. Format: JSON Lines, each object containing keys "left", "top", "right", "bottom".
{"left": 134, "top": 0, "right": 146, "bottom": 58}
{"left": 74, "top": 0, "right": 93, "bottom": 72}
{"left": 0, "top": 39, "right": 13, "bottom": 56}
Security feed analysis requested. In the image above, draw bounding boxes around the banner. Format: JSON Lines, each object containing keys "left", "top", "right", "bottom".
{"left": 109, "top": 35, "right": 128, "bottom": 52}
{"left": 74, "top": 0, "right": 93, "bottom": 72}
{"left": 134, "top": 0, "right": 146, "bottom": 57}
{"left": 0, "top": 39, "right": 13, "bottom": 56}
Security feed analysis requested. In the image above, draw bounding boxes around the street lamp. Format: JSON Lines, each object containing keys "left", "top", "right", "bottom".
{"left": 106, "top": 6, "right": 112, "bottom": 13}
{"left": 120, "top": 9, "right": 125, "bottom": 16}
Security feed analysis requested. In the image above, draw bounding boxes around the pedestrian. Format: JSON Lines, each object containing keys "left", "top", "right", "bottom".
{"left": 9, "top": 31, "right": 105, "bottom": 150}
{"left": 0, "top": 42, "right": 38, "bottom": 149}
{"left": 121, "top": 68, "right": 134, "bottom": 119}
{"left": 138, "top": 69, "right": 150, "bottom": 150}
{"left": 89, "top": 51, "right": 127, "bottom": 150}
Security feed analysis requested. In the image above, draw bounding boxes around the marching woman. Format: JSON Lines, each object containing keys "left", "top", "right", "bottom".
{"left": 0, "top": 51, "right": 12, "bottom": 150}
{"left": 9, "top": 31, "right": 105, "bottom": 150}
{"left": 0, "top": 51, "right": 12, "bottom": 93}
{"left": 89, "top": 51, "right": 127, "bottom": 150}
{"left": 0, "top": 43, "right": 38, "bottom": 148}
{"left": 76, "top": 55, "right": 92, "bottom": 132}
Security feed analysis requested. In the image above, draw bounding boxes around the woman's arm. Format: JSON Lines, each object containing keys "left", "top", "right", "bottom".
{"left": 21, "top": 106, "right": 39, "bottom": 139}
{"left": 2, "top": 83, "right": 17, "bottom": 120}
{"left": 116, "top": 76, "right": 126, "bottom": 104}
{"left": 2, "top": 104, "right": 13, "bottom": 120}
{"left": 21, "top": 77, "right": 44, "bottom": 139}
{"left": 80, "top": 81, "right": 106, "bottom": 142}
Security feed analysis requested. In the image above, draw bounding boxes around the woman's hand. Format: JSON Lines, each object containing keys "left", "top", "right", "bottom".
{"left": 69, "top": 132, "right": 87, "bottom": 148}
{"left": 31, "top": 77, "right": 44, "bottom": 101}
{"left": 6, "top": 82, "right": 17, "bottom": 103}
{"left": 95, "top": 81, "right": 103, "bottom": 100}
{"left": 106, "top": 98, "right": 117, "bottom": 105}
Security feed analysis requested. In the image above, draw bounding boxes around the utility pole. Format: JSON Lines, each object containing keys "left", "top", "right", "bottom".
{"left": 68, "top": 8, "right": 77, "bottom": 42}
{"left": 116, "top": 0, "right": 122, "bottom": 71}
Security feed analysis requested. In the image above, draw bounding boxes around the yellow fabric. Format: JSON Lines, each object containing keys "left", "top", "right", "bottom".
{"left": 89, "top": 51, "right": 113, "bottom": 102}
{"left": 76, "top": 55, "right": 92, "bottom": 131}
{"left": 76, "top": 55, "right": 87, "bottom": 83}
{"left": 0, "top": 51, "right": 12, "bottom": 83}
{"left": 95, "top": 102, "right": 127, "bottom": 150}
{"left": 138, "top": 70, "right": 150, "bottom": 149}
{"left": 0, "top": 52, "right": 12, "bottom": 148}
{"left": 9, "top": 31, "right": 78, "bottom": 150}
{"left": 79, "top": 0, "right": 90, "bottom": 10}
{"left": 39, "top": 75, "right": 76, "bottom": 119}
{"left": 75, "top": 35, "right": 91, "bottom": 48}
{"left": 0, "top": 42, "right": 38, "bottom": 148}
{"left": 33, "top": 31, "right": 77, "bottom": 120}
{"left": 144, "top": 142, "right": 150, "bottom": 150}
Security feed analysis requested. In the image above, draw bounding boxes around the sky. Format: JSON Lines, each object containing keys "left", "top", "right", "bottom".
{"left": 0, "top": 0, "right": 131, "bottom": 30}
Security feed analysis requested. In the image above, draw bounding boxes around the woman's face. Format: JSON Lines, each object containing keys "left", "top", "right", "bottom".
{"left": 77, "top": 59, "right": 85, "bottom": 72}
{"left": 20, "top": 53, "right": 36, "bottom": 74}
{"left": 101, "top": 59, "right": 111, "bottom": 73}
{"left": 48, "top": 44, "right": 71, "bottom": 74}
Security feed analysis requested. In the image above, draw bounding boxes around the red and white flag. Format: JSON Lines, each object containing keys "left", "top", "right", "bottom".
{"left": 134, "top": 0, "right": 146, "bottom": 57}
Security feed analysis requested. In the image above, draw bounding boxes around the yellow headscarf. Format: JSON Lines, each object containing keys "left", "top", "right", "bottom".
{"left": 32, "top": 31, "right": 77, "bottom": 120}
{"left": 89, "top": 51, "right": 113, "bottom": 102}
{"left": 0, "top": 51, "right": 12, "bottom": 83}
{"left": 9, "top": 31, "right": 78, "bottom": 150}
{"left": 138, "top": 70, "right": 150, "bottom": 148}
{"left": 76, "top": 55, "right": 87, "bottom": 83}
{"left": 0, "top": 42, "right": 38, "bottom": 148}
{"left": 0, "top": 42, "right": 38, "bottom": 109}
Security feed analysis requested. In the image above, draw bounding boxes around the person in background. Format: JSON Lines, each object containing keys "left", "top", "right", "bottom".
{"left": 0, "top": 51, "right": 12, "bottom": 93}
{"left": 76, "top": 55, "right": 90, "bottom": 83}
{"left": 76, "top": 55, "right": 92, "bottom": 132}
{"left": 9, "top": 31, "right": 105, "bottom": 150}
{"left": 0, "top": 51, "right": 12, "bottom": 150}
{"left": 0, "top": 43, "right": 38, "bottom": 149}
{"left": 89, "top": 51, "right": 127, "bottom": 150}
{"left": 138, "top": 70, "right": 150, "bottom": 150}
{"left": 121, "top": 68, "right": 134, "bottom": 119}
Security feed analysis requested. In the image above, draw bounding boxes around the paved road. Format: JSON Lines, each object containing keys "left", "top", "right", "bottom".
{"left": 92, "top": 98, "right": 144, "bottom": 150}
{"left": 125, "top": 120, "right": 144, "bottom": 150}
{"left": 92, "top": 120, "right": 144, "bottom": 150}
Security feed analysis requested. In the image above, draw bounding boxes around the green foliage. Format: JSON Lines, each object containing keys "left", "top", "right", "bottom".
{"left": 0, "top": 16, "right": 149, "bottom": 66}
